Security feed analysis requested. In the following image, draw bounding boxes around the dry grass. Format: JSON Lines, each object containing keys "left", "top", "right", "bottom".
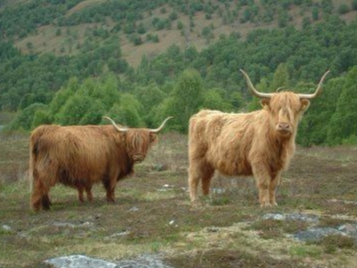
{"left": 1, "top": 133, "right": 357, "bottom": 267}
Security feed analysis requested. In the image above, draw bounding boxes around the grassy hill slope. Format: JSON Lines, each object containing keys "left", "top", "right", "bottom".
{"left": 4, "top": 0, "right": 357, "bottom": 66}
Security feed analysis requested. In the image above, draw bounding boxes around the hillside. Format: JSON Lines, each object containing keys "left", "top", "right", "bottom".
{"left": 1, "top": 0, "right": 357, "bottom": 146}
{"left": 2, "top": 0, "right": 356, "bottom": 66}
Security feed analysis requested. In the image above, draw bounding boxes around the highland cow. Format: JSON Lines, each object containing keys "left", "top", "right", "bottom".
{"left": 188, "top": 70, "right": 329, "bottom": 207}
{"left": 30, "top": 116, "right": 172, "bottom": 211}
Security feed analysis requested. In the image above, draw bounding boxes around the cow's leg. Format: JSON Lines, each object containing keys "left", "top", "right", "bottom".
{"left": 252, "top": 165, "right": 271, "bottom": 207}
{"left": 189, "top": 160, "right": 213, "bottom": 203}
{"left": 106, "top": 180, "right": 116, "bottom": 202}
{"left": 85, "top": 185, "right": 93, "bottom": 202}
{"left": 188, "top": 164, "right": 201, "bottom": 203}
{"left": 269, "top": 173, "right": 281, "bottom": 206}
{"left": 31, "top": 173, "right": 51, "bottom": 211}
{"left": 41, "top": 193, "right": 52, "bottom": 210}
{"left": 31, "top": 176, "right": 43, "bottom": 211}
{"left": 77, "top": 186, "right": 85, "bottom": 202}
{"left": 103, "top": 175, "right": 117, "bottom": 202}
{"left": 201, "top": 165, "right": 214, "bottom": 197}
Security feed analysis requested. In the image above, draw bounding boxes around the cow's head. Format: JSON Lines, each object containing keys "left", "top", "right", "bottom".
{"left": 240, "top": 69, "right": 329, "bottom": 138}
{"left": 104, "top": 116, "right": 173, "bottom": 162}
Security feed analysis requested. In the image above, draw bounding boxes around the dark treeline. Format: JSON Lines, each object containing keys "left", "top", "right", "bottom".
{"left": 0, "top": 8, "right": 356, "bottom": 145}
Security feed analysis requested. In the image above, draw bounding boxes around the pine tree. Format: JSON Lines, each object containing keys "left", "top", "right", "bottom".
{"left": 327, "top": 67, "right": 357, "bottom": 144}
{"left": 168, "top": 69, "right": 204, "bottom": 132}
{"left": 270, "top": 63, "right": 290, "bottom": 91}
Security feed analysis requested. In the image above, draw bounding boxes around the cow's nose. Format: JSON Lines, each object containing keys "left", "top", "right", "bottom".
{"left": 278, "top": 123, "right": 290, "bottom": 130}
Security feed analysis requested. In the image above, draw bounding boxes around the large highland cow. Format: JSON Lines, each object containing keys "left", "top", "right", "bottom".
{"left": 30, "top": 116, "right": 172, "bottom": 211}
{"left": 188, "top": 70, "right": 329, "bottom": 207}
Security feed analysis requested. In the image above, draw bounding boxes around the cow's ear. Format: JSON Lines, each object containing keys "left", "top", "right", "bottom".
{"left": 149, "top": 133, "right": 158, "bottom": 144}
{"left": 300, "top": 99, "right": 310, "bottom": 112}
{"left": 260, "top": 99, "right": 270, "bottom": 110}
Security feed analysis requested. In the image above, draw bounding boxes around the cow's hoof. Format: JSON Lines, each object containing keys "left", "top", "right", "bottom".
{"left": 191, "top": 200, "right": 202, "bottom": 208}
{"left": 260, "top": 202, "right": 272, "bottom": 208}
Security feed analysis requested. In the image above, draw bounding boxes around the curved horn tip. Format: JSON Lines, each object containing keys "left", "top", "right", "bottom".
{"left": 239, "top": 69, "right": 247, "bottom": 75}
{"left": 103, "top": 116, "right": 128, "bottom": 132}
{"left": 149, "top": 116, "right": 173, "bottom": 133}
{"left": 322, "top": 70, "right": 330, "bottom": 77}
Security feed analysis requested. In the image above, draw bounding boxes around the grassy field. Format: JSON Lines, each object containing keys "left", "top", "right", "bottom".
{"left": 0, "top": 133, "right": 357, "bottom": 267}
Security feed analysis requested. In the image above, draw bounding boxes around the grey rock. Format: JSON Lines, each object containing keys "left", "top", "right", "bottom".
{"left": 206, "top": 227, "right": 220, "bottom": 233}
{"left": 45, "top": 255, "right": 117, "bottom": 268}
{"left": 45, "top": 255, "right": 173, "bottom": 268}
{"left": 328, "top": 199, "right": 357, "bottom": 205}
{"left": 2, "top": 225, "right": 12, "bottom": 231}
{"left": 338, "top": 223, "right": 357, "bottom": 233}
{"left": 107, "top": 231, "right": 130, "bottom": 238}
{"left": 152, "top": 164, "right": 168, "bottom": 172}
{"left": 263, "top": 213, "right": 285, "bottom": 221}
{"left": 52, "top": 222, "right": 93, "bottom": 228}
{"left": 128, "top": 207, "right": 139, "bottom": 212}
{"left": 338, "top": 223, "right": 357, "bottom": 240}
{"left": 262, "top": 213, "right": 319, "bottom": 223}
{"left": 212, "top": 188, "right": 226, "bottom": 194}
{"left": 294, "top": 227, "right": 345, "bottom": 242}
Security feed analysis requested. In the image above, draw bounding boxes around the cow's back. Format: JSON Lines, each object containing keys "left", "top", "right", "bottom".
{"left": 30, "top": 125, "right": 120, "bottom": 186}
{"left": 189, "top": 109, "right": 259, "bottom": 176}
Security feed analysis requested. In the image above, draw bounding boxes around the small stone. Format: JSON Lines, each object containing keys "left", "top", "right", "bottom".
{"left": 129, "top": 207, "right": 139, "bottom": 212}
{"left": 45, "top": 255, "right": 117, "bottom": 268}
{"left": 262, "top": 213, "right": 319, "bottom": 223}
{"left": 294, "top": 227, "right": 345, "bottom": 242}
{"left": 2, "top": 225, "right": 11, "bottom": 231}
{"left": 152, "top": 164, "right": 168, "bottom": 172}
{"left": 169, "top": 220, "right": 175, "bottom": 225}
{"left": 338, "top": 223, "right": 357, "bottom": 235}
{"left": 262, "top": 213, "right": 285, "bottom": 221}
{"left": 212, "top": 188, "right": 226, "bottom": 194}
{"left": 106, "top": 231, "right": 130, "bottom": 239}
{"left": 206, "top": 227, "right": 220, "bottom": 233}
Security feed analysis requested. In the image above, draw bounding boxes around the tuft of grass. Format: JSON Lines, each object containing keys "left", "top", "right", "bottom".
{"left": 312, "top": 235, "right": 356, "bottom": 254}
{"left": 248, "top": 219, "right": 308, "bottom": 240}
{"left": 317, "top": 217, "right": 352, "bottom": 228}
{"left": 150, "top": 241, "right": 161, "bottom": 253}
{"left": 209, "top": 195, "right": 231, "bottom": 206}
{"left": 290, "top": 245, "right": 323, "bottom": 258}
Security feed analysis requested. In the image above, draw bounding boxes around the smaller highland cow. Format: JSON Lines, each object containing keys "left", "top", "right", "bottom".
{"left": 30, "top": 116, "right": 172, "bottom": 211}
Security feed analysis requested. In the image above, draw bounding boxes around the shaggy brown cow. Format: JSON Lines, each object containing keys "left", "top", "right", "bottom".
{"left": 30, "top": 116, "right": 172, "bottom": 211}
{"left": 188, "top": 70, "right": 329, "bottom": 207}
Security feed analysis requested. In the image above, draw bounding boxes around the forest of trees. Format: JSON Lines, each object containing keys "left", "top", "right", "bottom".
{"left": 0, "top": 0, "right": 357, "bottom": 146}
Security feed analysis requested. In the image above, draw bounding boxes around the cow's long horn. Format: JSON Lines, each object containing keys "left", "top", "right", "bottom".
{"left": 276, "top": 86, "right": 285, "bottom": 92}
{"left": 240, "top": 69, "right": 273, "bottom": 99}
{"left": 149, "top": 117, "right": 173, "bottom": 133}
{"left": 103, "top": 116, "right": 128, "bottom": 132}
{"left": 298, "top": 70, "right": 330, "bottom": 99}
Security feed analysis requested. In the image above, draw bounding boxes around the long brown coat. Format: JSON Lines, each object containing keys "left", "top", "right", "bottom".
{"left": 188, "top": 70, "right": 329, "bottom": 206}
{"left": 30, "top": 117, "right": 172, "bottom": 211}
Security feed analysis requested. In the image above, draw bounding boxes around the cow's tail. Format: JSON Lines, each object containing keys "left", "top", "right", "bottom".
{"left": 29, "top": 130, "right": 46, "bottom": 211}
{"left": 29, "top": 132, "right": 38, "bottom": 192}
